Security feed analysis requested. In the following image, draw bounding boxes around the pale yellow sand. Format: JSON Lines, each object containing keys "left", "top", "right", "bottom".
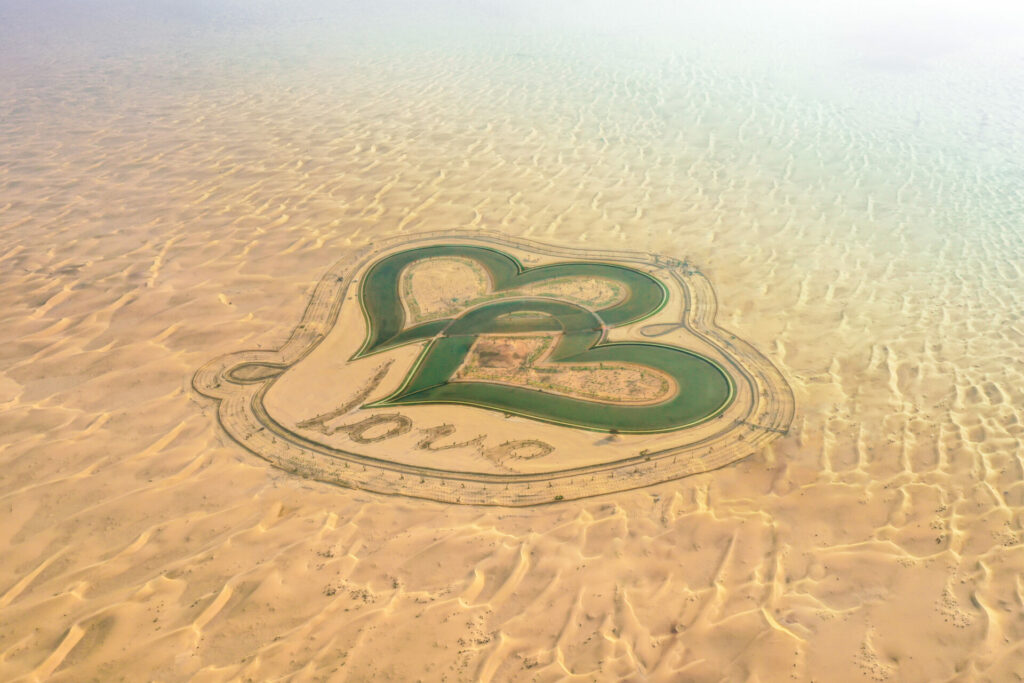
{"left": 2, "top": 3, "right": 1024, "bottom": 681}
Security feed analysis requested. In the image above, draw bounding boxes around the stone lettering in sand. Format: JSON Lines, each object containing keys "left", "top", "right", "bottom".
{"left": 194, "top": 231, "right": 794, "bottom": 505}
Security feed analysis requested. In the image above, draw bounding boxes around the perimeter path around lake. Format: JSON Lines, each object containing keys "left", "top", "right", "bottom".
{"left": 194, "top": 231, "right": 795, "bottom": 505}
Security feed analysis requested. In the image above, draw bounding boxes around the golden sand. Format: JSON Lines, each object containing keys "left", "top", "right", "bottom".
{"left": 2, "top": 1, "right": 1024, "bottom": 680}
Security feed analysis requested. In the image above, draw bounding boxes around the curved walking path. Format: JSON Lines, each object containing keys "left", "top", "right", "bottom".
{"left": 193, "top": 230, "right": 795, "bottom": 505}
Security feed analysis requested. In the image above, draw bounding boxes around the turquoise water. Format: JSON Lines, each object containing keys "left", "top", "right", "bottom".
{"left": 355, "top": 245, "right": 730, "bottom": 432}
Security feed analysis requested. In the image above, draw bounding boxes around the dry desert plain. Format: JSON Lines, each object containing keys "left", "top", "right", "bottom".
{"left": 2, "top": 1, "right": 1024, "bottom": 681}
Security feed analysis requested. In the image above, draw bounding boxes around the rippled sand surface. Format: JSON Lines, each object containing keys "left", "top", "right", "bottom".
{"left": 3, "top": 1, "right": 1024, "bottom": 680}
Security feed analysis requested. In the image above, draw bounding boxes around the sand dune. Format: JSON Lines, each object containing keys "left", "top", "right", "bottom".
{"left": 2, "top": 1, "right": 1024, "bottom": 680}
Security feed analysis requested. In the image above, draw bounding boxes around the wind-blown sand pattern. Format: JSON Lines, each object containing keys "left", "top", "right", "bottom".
{"left": 2, "top": 1, "right": 1024, "bottom": 680}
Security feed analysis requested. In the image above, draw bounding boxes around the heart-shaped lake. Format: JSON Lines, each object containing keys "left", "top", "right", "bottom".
{"left": 357, "top": 245, "right": 733, "bottom": 432}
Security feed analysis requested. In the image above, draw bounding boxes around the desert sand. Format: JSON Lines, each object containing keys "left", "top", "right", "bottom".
{"left": 2, "top": 1, "right": 1024, "bottom": 681}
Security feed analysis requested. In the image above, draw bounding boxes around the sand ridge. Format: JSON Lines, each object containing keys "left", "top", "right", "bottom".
{"left": 2, "top": 1, "right": 1024, "bottom": 680}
